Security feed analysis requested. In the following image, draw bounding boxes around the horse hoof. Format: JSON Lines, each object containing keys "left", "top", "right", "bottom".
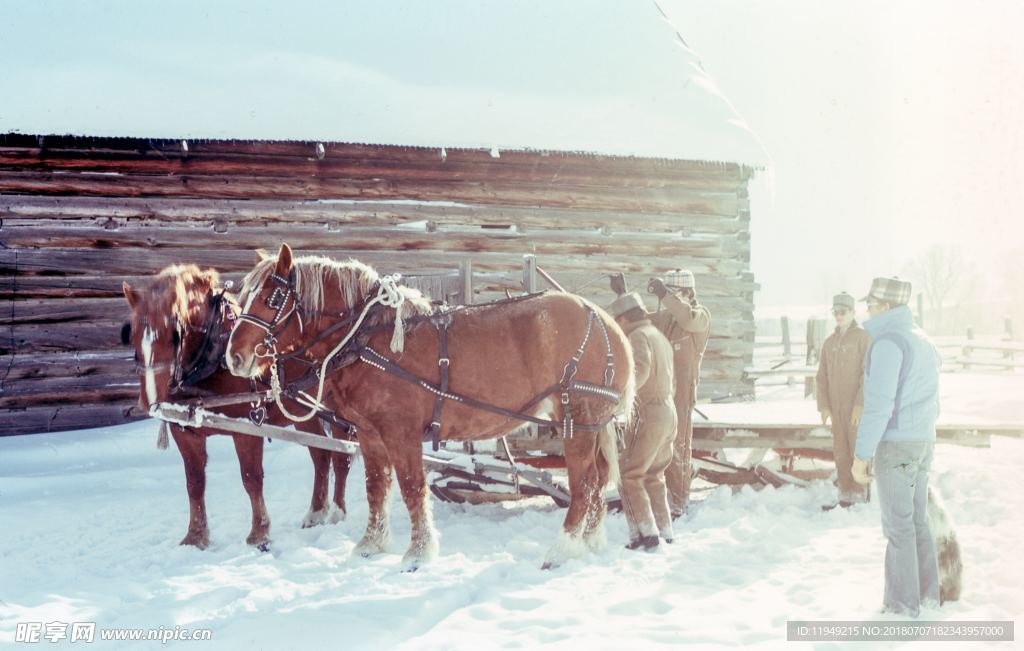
{"left": 328, "top": 508, "right": 347, "bottom": 524}
{"left": 257, "top": 542, "right": 271, "bottom": 553}
{"left": 247, "top": 534, "right": 272, "bottom": 548}
{"left": 541, "top": 562, "right": 555, "bottom": 571}
{"left": 179, "top": 534, "right": 209, "bottom": 550}
{"left": 301, "top": 508, "right": 329, "bottom": 529}
{"left": 353, "top": 539, "right": 387, "bottom": 558}
{"left": 401, "top": 564, "right": 419, "bottom": 574}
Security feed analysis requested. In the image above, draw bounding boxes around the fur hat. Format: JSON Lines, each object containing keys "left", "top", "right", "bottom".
{"left": 608, "top": 292, "right": 646, "bottom": 319}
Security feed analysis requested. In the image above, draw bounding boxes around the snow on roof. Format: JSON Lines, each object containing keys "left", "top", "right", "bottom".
{"left": 0, "top": 0, "right": 769, "bottom": 166}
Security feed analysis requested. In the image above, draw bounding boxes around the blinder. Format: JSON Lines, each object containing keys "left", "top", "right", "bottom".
{"left": 236, "top": 269, "right": 303, "bottom": 343}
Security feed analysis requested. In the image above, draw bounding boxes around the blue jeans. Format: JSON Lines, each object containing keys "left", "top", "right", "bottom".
{"left": 875, "top": 440, "right": 940, "bottom": 614}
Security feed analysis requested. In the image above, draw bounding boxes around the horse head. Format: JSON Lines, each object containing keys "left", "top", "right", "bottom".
{"left": 121, "top": 264, "right": 222, "bottom": 410}
{"left": 226, "top": 243, "right": 303, "bottom": 378}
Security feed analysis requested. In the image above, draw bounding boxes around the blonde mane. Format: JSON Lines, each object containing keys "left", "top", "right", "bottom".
{"left": 240, "top": 254, "right": 433, "bottom": 326}
{"left": 145, "top": 264, "right": 220, "bottom": 326}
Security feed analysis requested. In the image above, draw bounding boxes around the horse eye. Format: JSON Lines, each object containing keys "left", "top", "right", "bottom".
{"left": 120, "top": 323, "right": 132, "bottom": 345}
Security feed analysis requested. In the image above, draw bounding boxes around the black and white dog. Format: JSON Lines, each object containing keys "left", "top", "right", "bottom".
{"left": 928, "top": 487, "right": 963, "bottom": 604}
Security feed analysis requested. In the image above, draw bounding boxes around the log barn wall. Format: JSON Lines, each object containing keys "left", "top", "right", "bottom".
{"left": 0, "top": 135, "right": 758, "bottom": 435}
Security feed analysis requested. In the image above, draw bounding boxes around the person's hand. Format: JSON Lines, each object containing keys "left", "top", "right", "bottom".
{"left": 851, "top": 458, "right": 872, "bottom": 484}
{"left": 851, "top": 405, "right": 863, "bottom": 427}
{"left": 820, "top": 409, "right": 831, "bottom": 425}
{"left": 647, "top": 277, "right": 668, "bottom": 299}
{"left": 610, "top": 273, "right": 627, "bottom": 296}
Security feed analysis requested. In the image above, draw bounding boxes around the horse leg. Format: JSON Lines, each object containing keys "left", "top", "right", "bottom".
{"left": 330, "top": 446, "right": 354, "bottom": 524}
{"left": 543, "top": 430, "right": 603, "bottom": 569}
{"left": 353, "top": 432, "right": 392, "bottom": 557}
{"left": 231, "top": 434, "right": 271, "bottom": 549}
{"left": 298, "top": 420, "right": 331, "bottom": 528}
{"left": 392, "top": 449, "right": 438, "bottom": 572}
{"left": 172, "top": 426, "right": 210, "bottom": 549}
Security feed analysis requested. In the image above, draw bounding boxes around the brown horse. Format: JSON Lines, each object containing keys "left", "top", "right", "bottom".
{"left": 225, "top": 244, "right": 635, "bottom": 569}
{"left": 122, "top": 263, "right": 354, "bottom": 550}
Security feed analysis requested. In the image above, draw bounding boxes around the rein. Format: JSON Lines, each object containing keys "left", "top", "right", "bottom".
{"left": 241, "top": 271, "right": 408, "bottom": 423}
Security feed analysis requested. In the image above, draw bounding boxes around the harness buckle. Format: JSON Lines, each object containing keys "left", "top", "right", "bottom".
{"left": 560, "top": 392, "right": 570, "bottom": 405}
{"left": 438, "top": 357, "right": 450, "bottom": 367}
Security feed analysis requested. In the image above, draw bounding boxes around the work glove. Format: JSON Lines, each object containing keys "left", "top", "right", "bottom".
{"left": 851, "top": 405, "right": 863, "bottom": 427}
{"left": 820, "top": 409, "right": 831, "bottom": 425}
{"left": 610, "top": 273, "right": 627, "bottom": 296}
{"left": 851, "top": 458, "right": 872, "bottom": 485}
{"left": 647, "top": 277, "right": 668, "bottom": 299}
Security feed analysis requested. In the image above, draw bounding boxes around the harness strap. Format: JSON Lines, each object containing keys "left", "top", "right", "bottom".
{"left": 358, "top": 347, "right": 619, "bottom": 433}
{"left": 424, "top": 306, "right": 453, "bottom": 451}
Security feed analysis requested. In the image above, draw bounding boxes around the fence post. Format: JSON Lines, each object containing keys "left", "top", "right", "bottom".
{"left": 805, "top": 318, "right": 828, "bottom": 398}
{"left": 522, "top": 255, "right": 537, "bottom": 294}
{"left": 780, "top": 316, "right": 792, "bottom": 386}
{"left": 1004, "top": 316, "right": 1014, "bottom": 365}
{"left": 964, "top": 326, "right": 974, "bottom": 371}
{"left": 459, "top": 259, "right": 474, "bottom": 305}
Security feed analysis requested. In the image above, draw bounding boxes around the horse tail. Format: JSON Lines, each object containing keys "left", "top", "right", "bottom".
{"left": 600, "top": 326, "right": 636, "bottom": 488}
{"left": 927, "top": 485, "right": 963, "bottom": 603}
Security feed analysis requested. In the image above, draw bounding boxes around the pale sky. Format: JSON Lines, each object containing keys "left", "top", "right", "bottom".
{"left": 662, "top": 0, "right": 1024, "bottom": 308}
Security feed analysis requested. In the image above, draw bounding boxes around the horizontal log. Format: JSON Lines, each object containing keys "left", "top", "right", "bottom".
{"left": 0, "top": 195, "right": 751, "bottom": 235}
{"left": 1, "top": 247, "right": 750, "bottom": 277}
{"left": 4, "top": 320, "right": 126, "bottom": 353}
{"left": 0, "top": 400, "right": 140, "bottom": 436}
{"left": 0, "top": 297, "right": 132, "bottom": 325}
{"left": 2, "top": 271, "right": 758, "bottom": 301}
{"left": 0, "top": 136, "right": 754, "bottom": 181}
{"left": 0, "top": 170, "right": 746, "bottom": 215}
{"left": 0, "top": 373, "right": 138, "bottom": 409}
{"left": 3, "top": 315, "right": 752, "bottom": 355}
{"left": 0, "top": 151, "right": 750, "bottom": 194}
{"left": 0, "top": 222, "right": 745, "bottom": 260}
{"left": 2, "top": 349, "right": 132, "bottom": 381}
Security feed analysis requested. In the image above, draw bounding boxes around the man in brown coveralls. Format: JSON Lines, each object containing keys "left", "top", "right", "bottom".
{"left": 608, "top": 291, "right": 678, "bottom": 551}
{"left": 648, "top": 270, "right": 711, "bottom": 519}
{"left": 816, "top": 291, "right": 872, "bottom": 508}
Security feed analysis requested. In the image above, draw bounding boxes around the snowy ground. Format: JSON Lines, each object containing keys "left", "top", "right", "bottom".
{"left": 2, "top": 374, "right": 1022, "bottom": 650}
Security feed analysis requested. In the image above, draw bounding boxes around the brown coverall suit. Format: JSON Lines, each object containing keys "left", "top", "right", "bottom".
{"left": 617, "top": 318, "right": 678, "bottom": 542}
{"left": 816, "top": 321, "right": 871, "bottom": 501}
{"left": 652, "top": 293, "right": 711, "bottom": 517}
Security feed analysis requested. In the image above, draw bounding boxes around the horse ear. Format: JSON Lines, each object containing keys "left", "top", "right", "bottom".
{"left": 122, "top": 281, "right": 140, "bottom": 309}
{"left": 276, "top": 243, "right": 293, "bottom": 275}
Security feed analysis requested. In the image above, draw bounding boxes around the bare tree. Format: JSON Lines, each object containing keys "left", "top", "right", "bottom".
{"left": 904, "top": 245, "right": 965, "bottom": 333}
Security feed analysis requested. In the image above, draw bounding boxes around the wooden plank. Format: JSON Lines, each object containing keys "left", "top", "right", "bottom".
{"left": 5, "top": 320, "right": 126, "bottom": 353}
{"left": 0, "top": 195, "right": 751, "bottom": 234}
{"left": 2, "top": 350, "right": 132, "bottom": 380}
{"left": 0, "top": 137, "right": 753, "bottom": 181}
{"left": 0, "top": 374, "right": 138, "bottom": 409}
{"left": 0, "top": 297, "right": 131, "bottom": 325}
{"left": 0, "top": 151, "right": 751, "bottom": 193}
{"left": 0, "top": 170, "right": 745, "bottom": 215}
{"left": 1, "top": 247, "right": 751, "bottom": 277}
{"left": 0, "top": 401, "right": 140, "bottom": 436}
{"left": 0, "top": 222, "right": 742, "bottom": 260}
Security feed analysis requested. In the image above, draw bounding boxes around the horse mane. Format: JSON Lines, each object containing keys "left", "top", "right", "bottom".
{"left": 144, "top": 264, "right": 221, "bottom": 327}
{"left": 240, "top": 254, "right": 433, "bottom": 326}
